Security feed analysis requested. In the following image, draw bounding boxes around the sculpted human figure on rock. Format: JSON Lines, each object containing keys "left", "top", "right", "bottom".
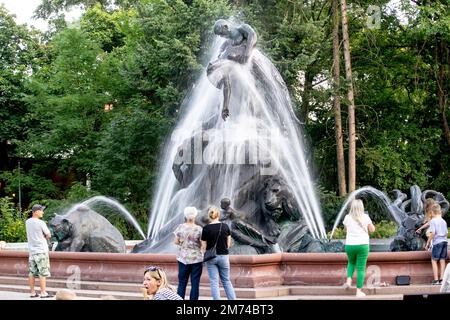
{"left": 49, "top": 205, "right": 126, "bottom": 253}
{"left": 206, "top": 19, "right": 257, "bottom": 120}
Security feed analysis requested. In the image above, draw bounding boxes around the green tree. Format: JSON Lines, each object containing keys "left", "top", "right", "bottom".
{"left": 80, "top": 4, "right": 127, "bottom": 52}
{"left": 122, "top": 0, "right": 231, "bottom": 115}
{"left": 93, "top": 103, "right": 172, "bottom": 212}
{"left": 18, "top": 27, "right": 111, "bottom": 179}
{"left": 0, "top": 6, "right": 40, "bottom": 172}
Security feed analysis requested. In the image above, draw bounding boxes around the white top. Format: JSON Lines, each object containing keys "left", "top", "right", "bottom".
{"left": 25, "top": 218, "right": 51, "bottom": 255}
{"left": 343, "top": 213, "right": 373, "bottom": 245}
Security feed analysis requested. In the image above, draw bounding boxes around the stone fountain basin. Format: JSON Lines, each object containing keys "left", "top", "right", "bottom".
{"left": 4, "top": 238, "right": 393, "bottom": 253}
{"left": 1, "top": 241, "right": 142, "bottom": 253}
{"left": 0, "top": 249, "right": 441, "bottom": 287}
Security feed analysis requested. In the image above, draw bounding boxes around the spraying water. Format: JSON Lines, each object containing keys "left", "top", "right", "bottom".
{"left": 147, "top": 34, "right": 327, "bottom": 247}
{"left": 329, "top": 186, "right": 405, "bottom": 239}
{"left": 65, "top": 196, "right": 146, "bottom": 239}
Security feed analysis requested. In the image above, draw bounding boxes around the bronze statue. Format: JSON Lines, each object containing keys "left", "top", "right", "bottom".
{"left": 220, "top": 198, "right": 240, "bottom": 222}
{"left": 389, "top": 186, "right": 449, "bottom": 251}
{"left": 49, "top": 205, "right": 126, "bottom": 253}
{"left": 213, "top": 178, "right": 338, "bottom": 254}
{"left": 207, "top": 19, "right": 257, "bottom": 120}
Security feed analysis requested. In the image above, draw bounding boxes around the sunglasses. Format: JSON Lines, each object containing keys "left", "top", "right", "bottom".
{"left": 144, "top": 266, "right": 164, "bottom": 279}
{"left": 145, "top": 266, "right": 162, "bottom": 272}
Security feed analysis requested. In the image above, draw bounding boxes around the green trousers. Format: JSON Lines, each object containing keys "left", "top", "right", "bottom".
{"left": 345, "top": 244, "right": 369, "bottom": 288}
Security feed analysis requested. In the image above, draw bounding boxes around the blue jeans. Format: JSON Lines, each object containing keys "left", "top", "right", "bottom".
{"left": 177, "top": 261, "right": 203, "bottom": 300}
{"left": 205, "top": 255, "right": 236, "bottom": 300}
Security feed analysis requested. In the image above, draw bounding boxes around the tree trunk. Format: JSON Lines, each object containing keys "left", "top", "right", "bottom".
{"left": 301, "top": 70, "right": 313, "bottom": 123}
{"left": 340, "top": 0, "right": 356, "bottom": 193}
{"left": 436, "top": 35, "right": 450, "bottom": 147}
{"left": 332, "top": 0, "right": 347, "bottom": 196}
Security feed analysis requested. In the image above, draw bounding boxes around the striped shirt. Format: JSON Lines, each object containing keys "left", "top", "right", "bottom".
{"left": 153, "top": 288, "right": 182, "bottom": 300}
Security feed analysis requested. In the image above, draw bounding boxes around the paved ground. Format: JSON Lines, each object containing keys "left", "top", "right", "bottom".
{"left": 0, "top": 290, "right": 56, "bottom": 300}
{"left": 0, "top": 274, "right": 443, "bottom": 301}
{"left": 0, "top": 289, "right": 403, "bottom": 300}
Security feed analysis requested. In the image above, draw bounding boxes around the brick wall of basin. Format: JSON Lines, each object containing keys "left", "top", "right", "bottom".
{"left": 0, "top": 250, "right": 441, "bottom": 287}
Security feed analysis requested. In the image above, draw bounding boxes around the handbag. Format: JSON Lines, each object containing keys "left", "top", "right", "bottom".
{"left": 203, "top": 247, "right": 217, "bottom": 262}
{"left": 203, "top": 223, "right": 222, "bottom": 262}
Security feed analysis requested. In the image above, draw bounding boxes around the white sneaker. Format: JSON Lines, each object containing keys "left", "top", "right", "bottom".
{"left": 356, "top": 291, "right": 366, "bottom": 297}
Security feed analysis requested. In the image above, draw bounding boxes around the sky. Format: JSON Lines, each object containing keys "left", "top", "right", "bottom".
{"left": 1, "top": 0, "right": 408, "bottom": 32}
{"left": 0, "top": 0, "right": 83, "bottom": 31}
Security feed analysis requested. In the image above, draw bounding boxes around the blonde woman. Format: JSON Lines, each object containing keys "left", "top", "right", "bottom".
{"left": 342, "top": 199, "right": 375, "bottom": 297}
{"left": 416, "top": 198, "right": 436, "bottom": 235}
{"left": 173, "top": 206, "right": 203, "bottom": 300}
{"left": 201, "top": 206, "right": 236, "bottom": 300}
{"left": 142, "top": 266, "right": 182, "bottom": 300}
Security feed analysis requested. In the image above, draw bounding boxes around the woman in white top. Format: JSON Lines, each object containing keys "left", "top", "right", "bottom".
{"left": 342, "top": 199, "right": 376, "bottom": 297}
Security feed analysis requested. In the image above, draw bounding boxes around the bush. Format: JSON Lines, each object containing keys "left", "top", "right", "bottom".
{"left": 371, "top": 220, "right": 398, "bottom": 239}
{"left": 328, "top": 220, "right": 398, "bottom": 239}
{"left": 317, "top": 186, "right": 346, "bottom": 230}
{"left": 0, "top": 197, "right": 26, "bottom": 242}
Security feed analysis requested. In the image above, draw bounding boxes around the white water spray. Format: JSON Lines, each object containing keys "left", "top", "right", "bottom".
{"left": 147, "top": 37, "right": 327, "bottom": 245}
{"left": 65, "top": 195, "right": 146, "bottom": 239}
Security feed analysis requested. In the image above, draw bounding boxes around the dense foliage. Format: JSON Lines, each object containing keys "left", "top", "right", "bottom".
{"left": 329, "top": 219, "right": 398, "bottom": 239}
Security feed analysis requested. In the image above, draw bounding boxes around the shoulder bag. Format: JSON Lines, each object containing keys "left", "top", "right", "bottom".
{"left": 203, "top": 223, "right": 222, "bottom": 262}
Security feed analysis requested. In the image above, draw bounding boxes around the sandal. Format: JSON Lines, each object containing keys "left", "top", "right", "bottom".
{"left": 40, "top": 294, "right": 54, "bottom": 298}
{"left": 29, "top": 293, "right": 39, "bottom": 298}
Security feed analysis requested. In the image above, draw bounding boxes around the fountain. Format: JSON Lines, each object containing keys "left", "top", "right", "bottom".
{"left": 37, "top": 19, "right": 449, "bottom": 260}
{"left": 330, "top": 185, "right": 449, "bottom": 252}
{"left": 44, "top": 196, "right": 146, "bottom": 253}
{"left": 49, "top": 204, "right": 127, "bottom": 253}
{"left": 71, "top": 195, "right": 146, "bottom": 240}
{"left": 131, "top": 18, "right": 335, "bottom": 255}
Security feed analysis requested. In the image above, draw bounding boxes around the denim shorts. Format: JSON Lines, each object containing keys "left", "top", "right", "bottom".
{"left": 431, "top": 241, "right": 448, "bottom": 261}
